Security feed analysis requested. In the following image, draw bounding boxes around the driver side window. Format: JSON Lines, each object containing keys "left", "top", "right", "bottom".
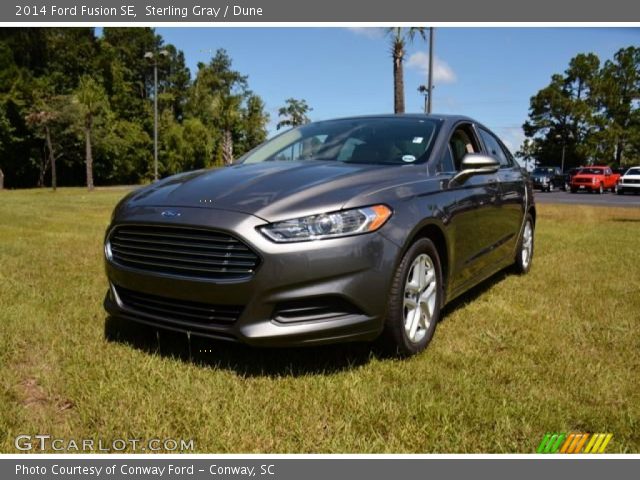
{"left": 448, "top": 125, "right": 480, "bottom": 171}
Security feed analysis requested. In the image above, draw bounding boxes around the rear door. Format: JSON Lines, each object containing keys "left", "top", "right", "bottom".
{"left": 476, "top": 126, "right": 525, "bottom": 263}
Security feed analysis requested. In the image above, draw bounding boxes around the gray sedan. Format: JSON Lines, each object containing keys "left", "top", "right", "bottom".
{"left": 104, "top": 114, "right": 535, "bottom": 356}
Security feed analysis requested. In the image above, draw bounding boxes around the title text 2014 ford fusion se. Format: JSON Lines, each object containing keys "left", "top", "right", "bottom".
{"left": 104, "top": 115, "right": 535, "bottom": 356}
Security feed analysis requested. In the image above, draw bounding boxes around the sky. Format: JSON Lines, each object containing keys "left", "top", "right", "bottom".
{"left": 152, "top": 27, "right": 640, "bottom": 153}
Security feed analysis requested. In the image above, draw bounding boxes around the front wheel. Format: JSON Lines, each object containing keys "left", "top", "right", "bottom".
{"left": 382, "top": 238, "right": 442, "bottom": 357}
{"left": 513, "top": 214, "right": 534, "bottom": 275}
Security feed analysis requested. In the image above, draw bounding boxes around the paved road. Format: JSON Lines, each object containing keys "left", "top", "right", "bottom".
{"left": 534, "top": 189, "right": 640, "bottom": 207}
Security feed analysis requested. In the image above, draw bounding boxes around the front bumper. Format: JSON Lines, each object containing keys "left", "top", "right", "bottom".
{"left": 532, "top": 178, "right": 549, "bottom": 190}
{"left": 103, "top": 206, "right": 400, "bottom": 347}
{"left": 618, "top": 182, "right": 640, "bottom": 192}
{"left": 571, "top": 182, "right": 598, "bottom": 191}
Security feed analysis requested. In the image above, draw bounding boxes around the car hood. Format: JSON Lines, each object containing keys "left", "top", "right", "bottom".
{"left": 121, "top": 161, "right": 418, "bottom": 222}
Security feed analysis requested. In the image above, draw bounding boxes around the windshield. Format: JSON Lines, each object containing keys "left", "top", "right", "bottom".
{"left": 533, "top": 167, "right": 555, "bottom": 175}
{"left": 578, "top": 168, "right": 604, "bottom": 175}
{"left": 238, "top": 117, "right": 441, "bottom": 165}
{"left": 625, "top": 168, "right": 640, "bottom": 176}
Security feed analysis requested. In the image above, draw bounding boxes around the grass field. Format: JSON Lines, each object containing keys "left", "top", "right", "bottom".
{"left": 1, "top": 187, "right": 639, "bottom": 453}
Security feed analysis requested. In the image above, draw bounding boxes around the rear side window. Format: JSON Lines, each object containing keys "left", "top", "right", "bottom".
{"left": 478, "top": 128, "right": 511, "bottom": 167}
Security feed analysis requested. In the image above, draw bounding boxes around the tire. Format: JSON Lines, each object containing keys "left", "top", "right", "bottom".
{"left": 381, "top": 238, "right": 443, "bottom": 357}
{"left": 513, "top": 214, "right": 534, "bottom": 275}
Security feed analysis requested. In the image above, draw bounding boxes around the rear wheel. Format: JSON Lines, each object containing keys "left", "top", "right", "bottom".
{"left": 513, "top": 214, "right": 534, "bottom": 274}
{"left": 382, "top": 238, "right": 442, "bottom": 357}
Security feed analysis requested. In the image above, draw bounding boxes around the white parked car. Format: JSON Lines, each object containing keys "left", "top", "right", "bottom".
{"left": 617, "top": 166, "right": 640, "bottom": 195}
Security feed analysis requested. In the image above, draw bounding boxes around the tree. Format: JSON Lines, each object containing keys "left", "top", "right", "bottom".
{"left": 0, "top": 29, "right": 269, "bottom": 187}
{"left": 0, "top": 105, "right": 12, "bottom": 189}
{"left": 24, "top": 79, "right": 71, "bottom": 190}
{"left": 25, "top": 110, "right": 60, "bottom": 189}
{"left": 522, "top": 48, "right": 639, "bottom": 167}
{"left": 240, "top": 94, "right": 269, "bottom": 152}
{"left": 276, "top": 98, "right": 312, "bottom": 130}
{"left": 74, "top": 76, "right": 108, "bottom": 190}
{"left": 594, "top": 47, "right": 640, "bottom": 165}
{"left": 214, "top": 93, "right": 242, "bottom": 166}
{"left": 386, "top": 27, "right": 426, "bottom": 114}
{"left": 523, "top": 54, "right": 601, "bottom": 167}
{"left": 186, "top": 49, "right": 268, "bottom": 166}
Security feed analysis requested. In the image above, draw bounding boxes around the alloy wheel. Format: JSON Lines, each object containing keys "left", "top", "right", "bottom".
{"left": 403, "top": 254, "right": 437, "bottom": 344}
{"left": 521, "top": 220, "right": 533, "bottom": 269}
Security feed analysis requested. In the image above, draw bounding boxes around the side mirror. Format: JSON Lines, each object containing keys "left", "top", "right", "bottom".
{"left": 448, "top": 154, "right": 500, "bottom": 186}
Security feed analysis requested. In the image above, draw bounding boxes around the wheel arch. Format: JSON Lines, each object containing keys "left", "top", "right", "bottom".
{"left": 528, "top": 204, "right": 537, "bottom": 225}
{"left": 401, "top": 221, "right": 451, "bottom": 302}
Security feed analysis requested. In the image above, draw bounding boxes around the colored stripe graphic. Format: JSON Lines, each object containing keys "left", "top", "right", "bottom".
{"left": 598, "top": 434, "right": 613, "bottom": 453}
{"left": 538, "top": 433, "right": 612, "bottom": 453}
{"left": 573, "top": 433, "right": 590, "bottom": 453}
{"left": 537, "top": 433, "right": 566, "bottom": 453}
{"left": 559, "top": 433, "right": 575, "bottom": 453}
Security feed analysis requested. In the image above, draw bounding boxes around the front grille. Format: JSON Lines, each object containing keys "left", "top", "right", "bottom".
{"left": 107, "top": 224, "right": 259, "bottom": 280}
{"left": 115, "top": 285, "right": 243, "bottom": 325}
{"left": 574, "top": 178, "right": 593, "bottom": 184}
{"left": 623, "top": 179, "right": 640, "bottom": 184}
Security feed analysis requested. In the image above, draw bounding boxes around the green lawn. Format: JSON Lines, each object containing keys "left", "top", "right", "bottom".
{"left": 0, "top": 187, "right": 638, "bottom": 453}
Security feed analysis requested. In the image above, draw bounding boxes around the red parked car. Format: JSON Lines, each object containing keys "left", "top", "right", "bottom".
{"left": 570, "top": 166, "right": 620, "bottom": 194}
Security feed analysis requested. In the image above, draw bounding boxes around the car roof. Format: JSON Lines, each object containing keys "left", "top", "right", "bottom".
{"left": 313, "top": 113, "right": 476, "bottom": 123}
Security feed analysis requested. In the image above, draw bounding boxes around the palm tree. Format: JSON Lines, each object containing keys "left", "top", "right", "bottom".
{"left": 386, "top": 27, "right": 427, "bottom": 114}
{"left": 277, "top": 98, "right": 312, "bottom": 130}
{"left": 212, "top": 93, "right": 242, "bottom": 166}
{"left": 74, "top": 76, "right": 107, "bottom": 190}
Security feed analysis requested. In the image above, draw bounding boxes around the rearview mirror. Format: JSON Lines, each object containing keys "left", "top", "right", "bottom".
{"left": 448, "top": 154, "right": 500, "bottom": 186}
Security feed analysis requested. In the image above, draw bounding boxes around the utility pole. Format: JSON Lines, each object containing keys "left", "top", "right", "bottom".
{"left": 427, "top": 27, "right": 434, "bottom": 114}
{"left": 145, "top": 49, "right": 169, "bottom": 182}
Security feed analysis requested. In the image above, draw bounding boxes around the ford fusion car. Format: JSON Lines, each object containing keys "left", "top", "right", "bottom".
{"left": 104, "top": 114, "right": 536, "bottom": 356}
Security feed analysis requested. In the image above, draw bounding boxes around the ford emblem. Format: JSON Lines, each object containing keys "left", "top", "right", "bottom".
{"left": 161, "top": 210, "right": 181, "bottom": 218}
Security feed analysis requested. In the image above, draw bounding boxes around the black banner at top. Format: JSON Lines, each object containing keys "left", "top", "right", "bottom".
{"left": 5, "top": 0, "right": 640, "bottom": 22}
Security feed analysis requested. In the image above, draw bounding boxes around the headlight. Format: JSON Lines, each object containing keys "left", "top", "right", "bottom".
{"left": 259, "top": 205, "right": 392, "bottom": 243}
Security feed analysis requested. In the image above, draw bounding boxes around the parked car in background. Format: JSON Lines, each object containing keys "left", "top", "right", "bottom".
{"left": 570, "top": 166, "right": 619, "bottom": 194}
{"left": 103, "top": 114, "right": 536, "bottom": 357}
{"left": 531, "top": 166, "right": 564, "bottom": 192}
{"left": 616, "top": 166, "right": 640, "bottom": 195}
{"left": 564, "top": 167, "right": 582, "bottom": 191}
